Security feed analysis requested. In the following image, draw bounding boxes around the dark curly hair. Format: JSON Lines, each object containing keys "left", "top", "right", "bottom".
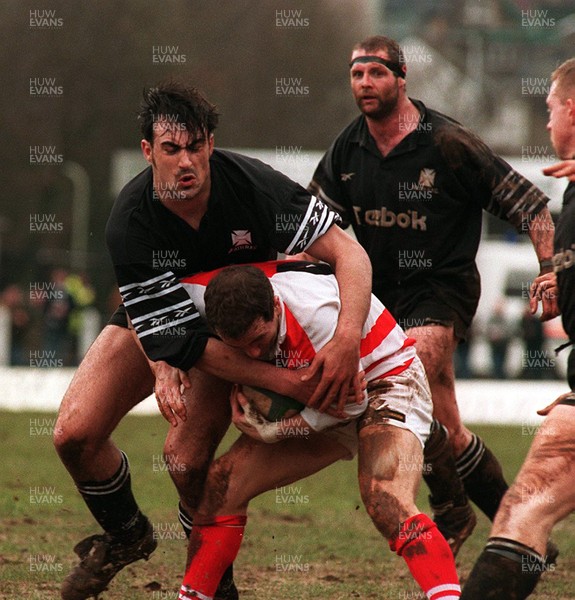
{"left": 138, "top": 80, "right": 219, "bottom": 143}
{"left": 204, "top": 266, "right": 275, "bottom": 340}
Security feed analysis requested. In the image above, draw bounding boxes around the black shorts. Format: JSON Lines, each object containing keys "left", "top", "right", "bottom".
{"left": 400, "top": 296, "right": 470, "bottom": 342}
{"left": 108, "top": 304, "right": 129, "bottom": 328}
{"left": 389, "top": 289, "right": 475, "bottom": 342}
{"left": 375, "top": 273, "right": 480, "bottom": 343}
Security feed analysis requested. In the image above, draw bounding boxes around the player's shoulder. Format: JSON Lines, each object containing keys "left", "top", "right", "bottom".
{"left": 423, "top": 103, "right": 476, "bottom": 144}
{"left": 211, "top": 148, "right": 291, "bottom": 183}
{"left": 421, "top": 103, "right": 497, "bottom": 168}
{"left": 211, "top": 148, "right": 303, "bottom": 199}
{"left": 106, "top": 167, "right": 153, "bottom": 243}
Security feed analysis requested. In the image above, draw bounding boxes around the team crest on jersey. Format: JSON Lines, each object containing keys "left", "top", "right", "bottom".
{"left": 340, "top": 172, "right": 355, "bottom": 182}
{"left": 418, "top": 168, "right": 436, "bottom": 188}
{"left": 229, "top": 229, "right": 257, "bottom": 253}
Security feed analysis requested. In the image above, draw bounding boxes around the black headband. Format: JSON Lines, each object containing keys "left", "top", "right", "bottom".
{"left": 349, "top": 55, "right": 406, "bottom": 79}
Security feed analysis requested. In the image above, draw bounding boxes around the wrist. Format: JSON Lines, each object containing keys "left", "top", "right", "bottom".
{"left": 333, "top": 321, "right": 362, "bottom": 343}
{"left": 539, "top": 258, "right": 554, "bottom": 275}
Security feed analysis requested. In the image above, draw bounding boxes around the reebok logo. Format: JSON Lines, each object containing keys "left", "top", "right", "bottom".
{"left": 353, "top": 206, "right": 427, "bottom": 230}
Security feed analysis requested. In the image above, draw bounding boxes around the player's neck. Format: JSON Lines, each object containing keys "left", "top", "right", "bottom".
{"left": 159, "top": 180, "right": 211, "bottom": 231}
{"left": 365, "top": 98, "right": 420, "bottom": 158}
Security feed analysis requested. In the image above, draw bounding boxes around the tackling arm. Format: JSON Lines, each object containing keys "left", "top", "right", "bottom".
{"left": 302, "top": 225, "right": 372, "bottom": 411}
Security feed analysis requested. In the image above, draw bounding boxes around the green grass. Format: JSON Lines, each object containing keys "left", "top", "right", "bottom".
{"left": 1, "top": 413, "right": 574, "bottom": 599}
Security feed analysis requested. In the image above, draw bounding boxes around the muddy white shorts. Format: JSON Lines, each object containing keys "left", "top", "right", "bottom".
{"left": 358, "top": 355, "right": 433, "bottom": 448}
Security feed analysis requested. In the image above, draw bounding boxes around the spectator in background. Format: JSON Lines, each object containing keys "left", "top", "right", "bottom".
{"left": 43, "top": 268, "right": 75, "bottom": 366}
{"left": 519, "top": 303, "right": 546, "bottom": 379}
{"left": 486, "top": 299, "right": 512, "bottom": 379}
{"left": 0, "top": 284, "right": 31, "bottom": 366}
{"left": 454, "top": 321, "right": 475, "bottom": 379}
{"left": 65, "top": 272, "right": 96, "bottom": 365}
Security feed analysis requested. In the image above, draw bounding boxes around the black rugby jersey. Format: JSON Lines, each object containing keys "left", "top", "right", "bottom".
{"left": 553, "top": 181, "right": 575, "bottom": 387}
{"left": 106, "top": 149, "right": 339, "bottom": 370}
{"left": 310, "top": 99, "right": 550, "bottom": 326}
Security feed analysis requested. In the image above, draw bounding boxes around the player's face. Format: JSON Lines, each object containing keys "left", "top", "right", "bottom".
{"left": 141, "top": 122, "right": 214, "bottom": 202}
{"left": 546, "top": 82, "right": 575, "bottom": 160}
{"left": 350, "top": 49, "right": 401, "bottom": 120}
{"left": 220, "top": 297, "right": 281, "bottom": 362}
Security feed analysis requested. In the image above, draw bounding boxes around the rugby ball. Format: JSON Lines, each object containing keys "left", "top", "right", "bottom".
{"left": 242, "top": 386, "right": 304, "bottom": 421}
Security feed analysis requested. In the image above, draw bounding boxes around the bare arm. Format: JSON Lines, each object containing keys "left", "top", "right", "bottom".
{"left": 302, "top": 225, "right": 372, "bottom": 411}
{"left": 195, "top": 337, "right": 317, "bottom": 399}
{"left": 526, "top": 207, "right": 559, "bottom": 321}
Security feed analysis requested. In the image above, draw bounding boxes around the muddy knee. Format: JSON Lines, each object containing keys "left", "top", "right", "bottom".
{"left": 359, "top": 480, "right": 404, "bottom": 540}
{"left": 54, "top": 424, "right": 108, "bottom": 468}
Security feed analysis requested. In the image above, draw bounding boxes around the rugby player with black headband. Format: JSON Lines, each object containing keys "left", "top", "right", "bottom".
{"left": 54, "top": 80, "right": 372, "bottom": 600}
{"left": 310, "top": 35, "right": 559, "bottom": 557}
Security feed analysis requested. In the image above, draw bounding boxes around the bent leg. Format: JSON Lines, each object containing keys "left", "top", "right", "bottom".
{"left": 163, "top": 369, "right": 233, "bottom": 515}
{"left": 462, "top": 405, "right": 575, "bottom": 600}
{"left": 55, "top": 325, "right": 154, "bottom": 481}
{"left": 491, "top": 405, "right": 575, "bottom": 553}
{"left": 55, "top": 325, "right": 157, "bottom": 600}
{"left": 410, "top": 324, "right": 508, "bottom": 521}
{"left": 180, "top": 433, "right": 349, "bottom": 600}
{"left": 358, "top": 424, "right": 460, "bottom": 599}
{"left": 408, "top": 324, "right": 469, "bottom": 453}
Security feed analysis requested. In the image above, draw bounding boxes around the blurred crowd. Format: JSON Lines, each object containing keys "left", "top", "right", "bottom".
{"left": 0, "top": 276, "right": 565, "bottom": 378}
{"left": 0, "top": 268, "right": 96, "bottom": 367}
{"left": 455, "top": 299, "right": 565, "bottom": 380}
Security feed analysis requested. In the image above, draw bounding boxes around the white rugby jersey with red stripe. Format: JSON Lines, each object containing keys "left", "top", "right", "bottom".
{"left": 181, "top": 260, "right": 416, "bottom": 431}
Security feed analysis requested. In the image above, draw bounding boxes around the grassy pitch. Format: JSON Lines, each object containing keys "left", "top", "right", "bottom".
{"left": 1, "top": 412, "right": 574, "bottom": 599}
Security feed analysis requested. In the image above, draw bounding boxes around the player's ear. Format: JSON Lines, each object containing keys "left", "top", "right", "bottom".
{"left": 208, "top": 133, "right": 215, "bottom": 155}
{"left": 141, "top": 139, "right": 153, "bottom": 164}
{"left": 566, "top": 98, "right": 575, "bottom": 124}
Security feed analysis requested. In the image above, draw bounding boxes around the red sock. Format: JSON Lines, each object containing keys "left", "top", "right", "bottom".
{"left": 389, "top": 513, "right": 461, "bottom": 600}
{"left": 180, "top": 514, "right": 246, "bottom": 600}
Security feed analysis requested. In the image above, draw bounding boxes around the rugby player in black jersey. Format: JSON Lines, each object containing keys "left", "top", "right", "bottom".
{"left": 54, "top": 81, "right": 372, "bottom": 600}
{"left": 462, "top": 57, "right": 575, "bottom": 600}
{"left": 309, "top": 35, "right": 559, "bottom": 555}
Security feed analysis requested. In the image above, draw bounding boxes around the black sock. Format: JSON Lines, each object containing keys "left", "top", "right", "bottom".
{"left": 423, "top": 420, "right": 468, "bottom": 508}
{"left": 456, "top": 434, "right": 508, "bottom": 520}
{"left": 77, "top": 451, "right": 147, "bottom": 542}
{"left": 461, "top": 537, "right": 545, "bottom": 599}
{"left": 178, "top": 501, "right": 193, "bottom": 538}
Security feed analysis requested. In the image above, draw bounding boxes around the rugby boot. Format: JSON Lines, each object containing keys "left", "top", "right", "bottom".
{"left": 61, "top": 519, "right": 156, "bottom": 600}
{"left": 431, "top": 499, "right": 477, "bottom": 557}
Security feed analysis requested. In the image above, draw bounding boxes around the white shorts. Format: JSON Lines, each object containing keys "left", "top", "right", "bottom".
{"left": 359, "top": 355, "right": 433, "bottom": 448}
{"left": 321, "top": 420, "right": 359, "bottom": 461}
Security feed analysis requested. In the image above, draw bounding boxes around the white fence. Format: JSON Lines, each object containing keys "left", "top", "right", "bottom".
{"left": 0, "top": 366, "right": 566, "bottom": 426}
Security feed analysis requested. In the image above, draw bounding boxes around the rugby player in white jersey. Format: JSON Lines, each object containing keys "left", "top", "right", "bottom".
{"left": 177, "top": 261, "right": 461, "bottom": 600}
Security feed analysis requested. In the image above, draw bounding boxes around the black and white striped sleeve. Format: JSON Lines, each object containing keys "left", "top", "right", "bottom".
{"left": 117, "top": 267, "right": 212, "bottom": 370}
{"left": 283, "top": 195, "right": 341, "bottom": 254}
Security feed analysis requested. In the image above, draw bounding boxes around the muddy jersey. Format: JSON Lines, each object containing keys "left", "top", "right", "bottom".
{"left": 106, "top": 149, "right": 340, "bottom": 370}
{"left": 310, "top": 99, "right": 550, "bottom": 328}
{"left": 553, "top": 181, "right": 575, "bottom": 388}
{"left": 182, "top": 260, "right": 417, "bottom": 430}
